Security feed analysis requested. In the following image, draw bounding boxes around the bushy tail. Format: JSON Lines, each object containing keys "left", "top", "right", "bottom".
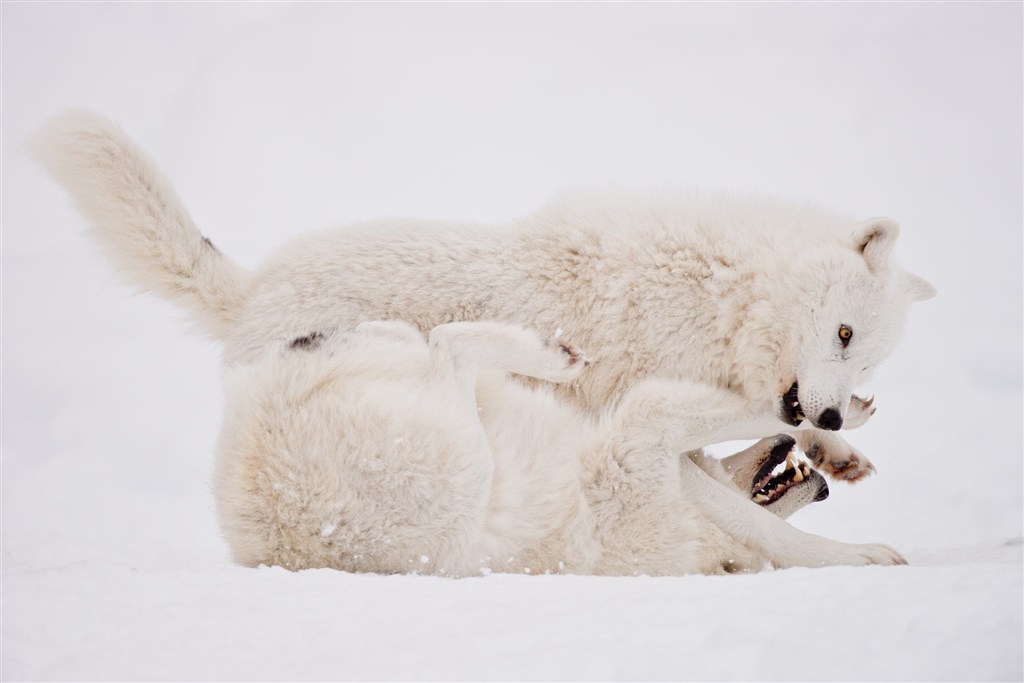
{"left": 29, "top": 111, "right": 252, "bottom": 340}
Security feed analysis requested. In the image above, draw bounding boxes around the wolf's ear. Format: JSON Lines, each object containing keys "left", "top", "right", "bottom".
{"left": 853, "top": 218, "right": 899, "bottom": 271}
{"left": 904, "top": 272, "right": 936, "bottom": 302}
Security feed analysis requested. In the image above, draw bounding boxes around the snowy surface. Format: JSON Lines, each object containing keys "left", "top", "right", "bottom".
{"left": 2, "top": 4, "right": 1021, "bottom": 681}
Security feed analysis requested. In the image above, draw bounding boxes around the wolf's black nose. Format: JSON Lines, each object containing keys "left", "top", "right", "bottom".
{"left": 817, "top": 408, "right": 844, "bottom": 431}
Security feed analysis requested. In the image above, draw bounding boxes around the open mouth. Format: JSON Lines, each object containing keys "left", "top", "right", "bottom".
{"left": 750, "top": 438, "right": 828, "bottom": 506}
{"left": 781, "top": 381, "right": 805, "bottom": 427}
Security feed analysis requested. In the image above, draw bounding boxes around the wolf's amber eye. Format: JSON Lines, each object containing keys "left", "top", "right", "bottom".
{"left": 838, "top": 325, "right": 853, "bottom": 347}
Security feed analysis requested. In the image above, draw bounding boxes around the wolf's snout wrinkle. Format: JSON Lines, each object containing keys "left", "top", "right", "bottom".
{"left": 816, "top": 408, "right": 844, "bottom": 431}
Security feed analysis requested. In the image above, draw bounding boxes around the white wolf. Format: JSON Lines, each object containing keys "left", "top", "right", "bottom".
{"left": 31, "top": 112, "right": 933, "bottom": 480}
{"left": 216, "top": 319, "right": 898, "bottom": 574}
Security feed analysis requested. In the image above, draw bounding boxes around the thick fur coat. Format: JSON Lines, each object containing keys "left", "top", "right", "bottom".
{"left": 30, "top": 113, "right": 935, "bottom": 573}
{"left": 216, "top": 320, "right": 893, "bottom": 575}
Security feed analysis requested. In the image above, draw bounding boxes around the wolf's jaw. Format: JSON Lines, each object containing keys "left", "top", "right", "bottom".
{"left": 752, "top": 453, "right": 816, "bottom": 505}
{"left": 780, "top": 381, "right": 805, "bottom": 427}
{"left": 749, "top": 439, "right": 826, "bottom": 506}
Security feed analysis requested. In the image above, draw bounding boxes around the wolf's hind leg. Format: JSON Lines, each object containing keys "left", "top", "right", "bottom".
{"left": 428, "top": 322, "right": 587, "bottom": 390}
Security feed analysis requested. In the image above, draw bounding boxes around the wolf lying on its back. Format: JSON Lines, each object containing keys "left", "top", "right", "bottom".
{"left": 219, "top": 319, "right": 899, "bottom": 575}
{"left": 32, "top": 112, "right": 934, "bottom": 483}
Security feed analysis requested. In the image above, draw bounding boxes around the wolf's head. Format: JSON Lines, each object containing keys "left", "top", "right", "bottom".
{"left": 774, "top": 218, "right": 935, "bottom": 431}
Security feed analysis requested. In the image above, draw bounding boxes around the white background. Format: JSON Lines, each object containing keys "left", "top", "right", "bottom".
{"left": 3, "top": 3, "right": 1021, "bottom": 681}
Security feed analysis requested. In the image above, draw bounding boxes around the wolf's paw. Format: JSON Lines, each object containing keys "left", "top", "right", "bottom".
{"left": 844, "top": 394, "right": 876, "bottom": 430}
{"left": 822, "top": 446, "right": 875, "bottom": 482}
{"left": 536, "top": 337, "right": 589, "bottom": 383}
{"left": 797, "top": 431, "right": 876, "bottom": 483}
{"left": 848, "top": 542, "right": 908, "bottom": 566}
{"left": 780, "top": 539, "right": 906, "bottom": 569}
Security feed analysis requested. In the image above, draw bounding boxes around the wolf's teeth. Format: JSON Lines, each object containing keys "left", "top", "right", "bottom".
{"left": 753, "top": 494, "right": 769, "bottom": 503}
{"left": 793, "top": 467, "right": 804, "bottom": 482}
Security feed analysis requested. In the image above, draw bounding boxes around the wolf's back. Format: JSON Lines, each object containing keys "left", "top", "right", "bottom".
{"left": 30, "top": 111, "right": 252, "bottom": 340}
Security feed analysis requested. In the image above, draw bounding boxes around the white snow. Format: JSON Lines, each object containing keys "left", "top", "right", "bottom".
{"left": 2, "top": 3, "right": 1021, "bottom": 681}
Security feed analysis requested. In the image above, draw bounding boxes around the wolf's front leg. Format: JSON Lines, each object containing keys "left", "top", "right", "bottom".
{"left": 606, "top": 380, "right": 905, "bottom": 568}
{"left": 593, "top": 378, "right": 792, "bottom": 520}
{"left": 607, "top": 378, "right": 793, "bottom": 455}
{"left": 677, "top": 454, "right": 906, "bottom": 568}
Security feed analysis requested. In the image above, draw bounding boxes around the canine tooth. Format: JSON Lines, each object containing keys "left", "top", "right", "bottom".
{"left": 753, "top": 494, "right": 769, "bottom": 503}
{"left": 793, "top": 467, "right": 804, "bottom": 482}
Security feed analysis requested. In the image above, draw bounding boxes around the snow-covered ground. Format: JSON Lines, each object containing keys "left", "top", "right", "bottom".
{"left": 2, "top": 3, "right": 1021, "bottom": 681}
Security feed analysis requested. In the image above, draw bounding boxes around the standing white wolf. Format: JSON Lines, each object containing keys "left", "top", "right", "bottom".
{"left": 31, "top": 111, "right": 933, "bottom": 480}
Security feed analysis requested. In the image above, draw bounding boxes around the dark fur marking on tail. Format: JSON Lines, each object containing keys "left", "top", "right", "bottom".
{"left": 290, "top": 331, "right": 326, "bottom": 351}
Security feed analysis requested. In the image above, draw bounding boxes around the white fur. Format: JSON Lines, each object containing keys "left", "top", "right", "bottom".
{"left": 215, "top": 320, "right": 903, "bottom": 575}
{"left": 30, "top": 112, "right": 935, "bottom": 508}
{"left": 30, "top": 113, "right": 933, "bottom": 420}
